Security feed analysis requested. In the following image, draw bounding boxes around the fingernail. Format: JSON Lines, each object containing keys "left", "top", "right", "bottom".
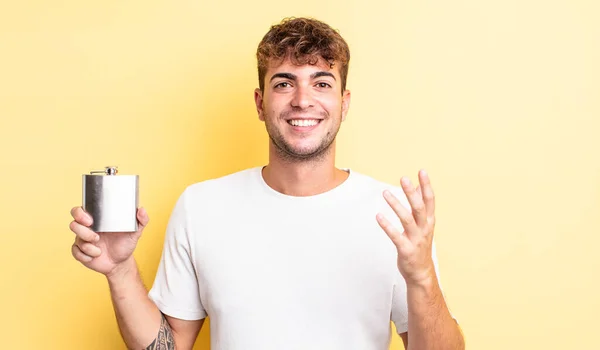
{"left": 95, "top": 235, "right": 100, "bottom": 242}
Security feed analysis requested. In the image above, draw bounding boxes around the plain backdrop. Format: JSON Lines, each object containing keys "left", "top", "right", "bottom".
{"left": 1, "top": 0, "right": 598, "bottom": 349}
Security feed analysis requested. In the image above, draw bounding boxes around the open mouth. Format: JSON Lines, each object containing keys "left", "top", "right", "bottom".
{"left": 286, "top": 119, "right": 322, "bottom": 127}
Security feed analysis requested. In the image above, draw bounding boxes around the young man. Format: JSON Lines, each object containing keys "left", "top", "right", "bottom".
{"left": 69, "top": 17, "right": 464, "bottom": 350}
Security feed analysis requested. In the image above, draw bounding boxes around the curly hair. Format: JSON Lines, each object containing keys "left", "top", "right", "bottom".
{"left": 256, "top": 17, "right": 351, "bottom": 92}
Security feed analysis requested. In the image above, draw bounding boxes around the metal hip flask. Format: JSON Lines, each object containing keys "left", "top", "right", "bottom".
{"left": 82, "top": 166, "right": 139, "bottom": 233}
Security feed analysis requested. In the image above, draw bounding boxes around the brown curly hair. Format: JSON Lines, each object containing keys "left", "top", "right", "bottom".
{"left": 256, "top": 17, "right": 351, "bottom": 93}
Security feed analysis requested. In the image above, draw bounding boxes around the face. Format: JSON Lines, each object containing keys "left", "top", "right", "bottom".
{"left": 254, "top": 57, "right": 351, "bottom": 161}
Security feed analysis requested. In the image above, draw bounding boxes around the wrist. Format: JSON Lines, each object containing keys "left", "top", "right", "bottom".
{"left": 106, "top": 257, "right": 137, "bottom": 285}
{"left": 406, "top": 268, "right": 437, "bottom": 291}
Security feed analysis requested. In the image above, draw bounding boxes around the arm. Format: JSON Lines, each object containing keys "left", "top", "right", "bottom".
{"left": 107, "top": 257, "right": 204, "bottom": 349}
{"left": 397, "top": 278, "right": 464, "bottom": 350}
{"left": 404, "top": 275, "right": 464, "bottom": 350}
{"left": 377, "top": 170, "right": 465, "bottom": 350}
{"left": 70, "top": 191, "right": 204, "bottom": 349}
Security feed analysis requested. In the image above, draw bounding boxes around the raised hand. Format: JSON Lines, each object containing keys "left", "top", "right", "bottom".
{"left": 376, "top": 169, "right": 437, "bottom": 286}
{"left": 69, "top": 206, "right": 150, "bottom": 277}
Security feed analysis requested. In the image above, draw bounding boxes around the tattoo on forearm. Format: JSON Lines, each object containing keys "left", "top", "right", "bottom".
{"left": 145, "top": 314, "right": 175, "bottom": 350}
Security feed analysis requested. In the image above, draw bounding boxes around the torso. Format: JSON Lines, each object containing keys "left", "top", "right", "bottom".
{"left": 183, "top": 167, "right": 409, "bottom": 350}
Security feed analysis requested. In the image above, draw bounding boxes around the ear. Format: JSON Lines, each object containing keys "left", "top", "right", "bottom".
{"left": 341, "top": 89, "right": 351, "bottom": 122}
{"left": 254, "top": 88, "right": 265, "bottom": 121}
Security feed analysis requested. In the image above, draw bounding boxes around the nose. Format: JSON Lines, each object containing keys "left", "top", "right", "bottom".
{"left": 290, "top": 85, "right": 314, "bottom": 109}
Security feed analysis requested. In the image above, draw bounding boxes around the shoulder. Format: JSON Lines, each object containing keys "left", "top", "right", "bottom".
{"left": 179, "top": 167, "right": 261, "bottom": 206}
{"left": 345, "top": 169, "right": 412, "bottom": 222}
{"left": 185, "top": 167, "right": 260, "bottom": 194}
{"left": 347, "top": 169, "right": 408, "bottom": 202}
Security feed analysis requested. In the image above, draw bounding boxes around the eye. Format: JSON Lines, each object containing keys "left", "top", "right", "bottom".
{"left": 316, "top": 82, "right": 332, "bottom": 88}
{"left": 274, "top": 82, "right": 291, "bottom": 88}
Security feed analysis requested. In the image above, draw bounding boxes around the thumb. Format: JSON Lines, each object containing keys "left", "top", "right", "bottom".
{"left": 137, "top": 207, "right": 150, "bottom": 230}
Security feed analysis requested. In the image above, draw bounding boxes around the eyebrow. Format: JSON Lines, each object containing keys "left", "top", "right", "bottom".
{"left": 269, "top": 71, "right": 337, "bottom": 82}
{"left": 312, "top": 71, "right": 336, "bottom": 80}
{"left": 270, "top": 72, "right": 296, "bottom": 82}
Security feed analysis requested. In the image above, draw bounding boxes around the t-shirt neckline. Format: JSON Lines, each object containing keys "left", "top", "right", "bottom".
{"left": 253, "top": 166, "right": 355, "bottom": 201}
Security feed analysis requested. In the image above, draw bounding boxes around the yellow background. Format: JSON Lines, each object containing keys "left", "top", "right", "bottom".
{"left": 1, "top": 0, "right": 598, "bottom": 349}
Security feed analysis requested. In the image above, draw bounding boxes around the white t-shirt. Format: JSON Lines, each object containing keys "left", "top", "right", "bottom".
{"left": 148, "top": 167, "right": 442, "bottom": 350}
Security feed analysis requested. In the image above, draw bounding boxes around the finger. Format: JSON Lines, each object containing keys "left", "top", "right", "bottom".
{"left": 72, "top": 243, "right": 93, "bottom": 263}
{"left": 75, "top": 237, "right": 102, "bottom": 257}
{"left": 400, "top": 177, "right": 427, "bottom": 227}
{"left": 137, "top": 207, "right": 150, "bottom": 230}
{"left": 418, "top": 169, "right": 435, "bottom": 220}
{"left": 376, "top": 213, "right": 411, "bottom": 248}
{"left": 383, "top": 190, "right": 419, "bottom": 236}
{"left": 416, "top": 185, "right": 422, "bottom": 197}
{"left": 70, "top": 207, "right": 93, "bottom": 227}
{"left": 70, "top": 220, "right": 100, "bottom": 243}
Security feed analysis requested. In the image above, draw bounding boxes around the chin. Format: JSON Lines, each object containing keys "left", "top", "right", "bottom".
{"left": 286, "top": 143, "right": 332, "bottom": 160}
{"left": 286, "top": 142, "right": 321, "bottom": 154}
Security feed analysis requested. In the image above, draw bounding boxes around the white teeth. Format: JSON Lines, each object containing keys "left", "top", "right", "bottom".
{"left": 289, "top": 119, "right": 319, "bottom": 127}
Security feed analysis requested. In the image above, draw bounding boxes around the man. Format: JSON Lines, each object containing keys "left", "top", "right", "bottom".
{"left": 69, "top": 17, "right": 464, "bottom": 350}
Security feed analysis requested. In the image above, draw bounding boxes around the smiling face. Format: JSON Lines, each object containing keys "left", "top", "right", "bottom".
{"left": 254, "top": 57, "right": 351, "bottom": 162}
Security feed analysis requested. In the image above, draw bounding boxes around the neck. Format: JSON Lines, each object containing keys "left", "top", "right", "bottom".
{"left": 262, "top": 141, "right": 349, "bottom": 197}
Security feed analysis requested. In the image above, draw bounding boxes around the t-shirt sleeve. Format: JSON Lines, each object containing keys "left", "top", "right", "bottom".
{"left": 148, "top": 188, "right": 207, "bottom": 320}
{"left": 391, "top": 240, "right": 444, "bottom": 334}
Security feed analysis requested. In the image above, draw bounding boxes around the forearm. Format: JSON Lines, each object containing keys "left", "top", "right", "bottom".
{"left": 107, "top": 257, "right": 174, "bottom": 349}
{"left": 406, "top": 274, "right": 464, "bottom": 350}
